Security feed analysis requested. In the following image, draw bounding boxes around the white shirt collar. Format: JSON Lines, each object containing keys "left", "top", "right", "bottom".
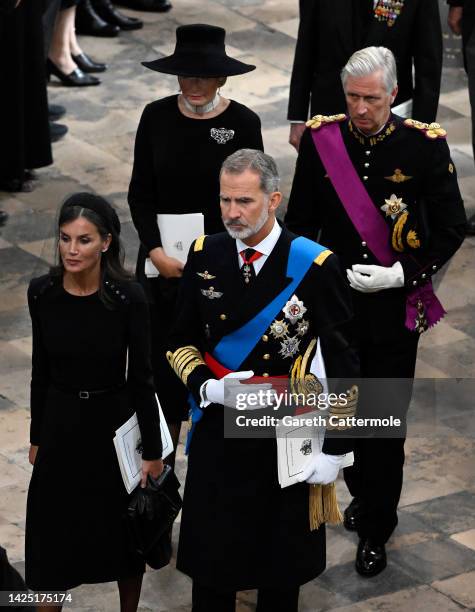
{"left": 235, "top": 218, "right": 282, "bottom": 258}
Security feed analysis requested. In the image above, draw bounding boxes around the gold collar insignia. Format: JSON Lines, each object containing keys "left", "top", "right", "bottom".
{"left": 348, "top": 120, "right": 396, "bottom": 146}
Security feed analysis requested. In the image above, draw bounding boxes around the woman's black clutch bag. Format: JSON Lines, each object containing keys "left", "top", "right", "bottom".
{"left": 127, "top": 464, "right": 182, "bottom": 570}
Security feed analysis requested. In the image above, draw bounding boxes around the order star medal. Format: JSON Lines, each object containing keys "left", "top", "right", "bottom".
{"left": 283, "top": 295, "right": 307, "bottom": 324}
{"left": 381, "top": 193, "right": 407, "bottom": 218}
{"left": 270, "top": 319, "right": 289, "bottom": 339}
{"left": 279, "top": 336, "right": 301, "bottom": 359}
{"left": 201, "top": 286, "right": 223, "bottom": 300}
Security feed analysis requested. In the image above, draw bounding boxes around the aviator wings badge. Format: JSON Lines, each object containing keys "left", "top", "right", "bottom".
{"left": 197, "top": 270, "right": 216, "bottom": 280}
{"left": 201, "top": 287, "right": 223, "bottom": 300}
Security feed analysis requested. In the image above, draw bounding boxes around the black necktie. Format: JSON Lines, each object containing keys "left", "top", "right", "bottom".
{"left": 240, "top": 248, "right": 262, "bottom": 286}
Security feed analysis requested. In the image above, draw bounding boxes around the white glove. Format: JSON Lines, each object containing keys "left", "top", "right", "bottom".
{"left": 203, "top": 371, "right": 276, "bottom": 410}
{"left": 346, "top": 262, "right": 404, "bottom": 293}
{"left": 297, "top": 452, "right": 345, "bottom": 485}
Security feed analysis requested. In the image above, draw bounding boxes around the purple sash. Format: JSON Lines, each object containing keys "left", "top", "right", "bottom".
{"left": 311, "top": 122, "right": 445, "bottom": 332}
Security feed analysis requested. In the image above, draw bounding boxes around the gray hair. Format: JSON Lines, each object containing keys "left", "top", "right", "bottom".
{"left": 341, "top": 46, "right": 397, "bottom": 94}
{"left": 220, "top": 149, "right": 280, "bottom": 194}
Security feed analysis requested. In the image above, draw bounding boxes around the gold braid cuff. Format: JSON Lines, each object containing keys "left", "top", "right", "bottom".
{"left": 289, "top": 339, "right": 324, "bottom": 405}
{"left": 166, "top": 345, "right": 206, "bottom": 386}
{"left": 326, "top": 385, "right": 359, "bottom": 430}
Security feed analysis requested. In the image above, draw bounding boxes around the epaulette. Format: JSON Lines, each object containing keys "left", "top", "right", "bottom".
{"left": 314, "top": 249, "right": 333, "bottom": 266}
{"left": 403, "top": 118, "right": 447, "bottom": 139}
{"left": 194, "top": 235, "right": 207, "bottom": 252}
{"left": 306, "top": 114, "right": 346, "bottom": 130}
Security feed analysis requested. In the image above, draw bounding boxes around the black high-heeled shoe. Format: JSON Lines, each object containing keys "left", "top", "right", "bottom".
{"left": 47, "top": 59, "right": 101, "bottom": 87}
{"left": 72, "top": 52, "right": 107, "bottom": 73}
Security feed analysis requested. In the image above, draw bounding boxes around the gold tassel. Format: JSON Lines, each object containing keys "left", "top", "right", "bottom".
{"left": 309, "top": 483, "right": 343, "bottom": 531}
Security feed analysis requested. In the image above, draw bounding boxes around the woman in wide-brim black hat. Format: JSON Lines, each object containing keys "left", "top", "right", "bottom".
{"left": 127, "top": 23, "right": 263, "bottom": 461}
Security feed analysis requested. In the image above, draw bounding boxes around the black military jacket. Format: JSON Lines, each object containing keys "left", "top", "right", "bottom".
{"left": 167, "top": 227, "right": 360, "bottom": 452}
{"left": 285, "top": 114, "right": 466, "bottom": 291}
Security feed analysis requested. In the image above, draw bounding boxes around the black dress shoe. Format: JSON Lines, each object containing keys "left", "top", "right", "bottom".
{"left": 0, "top": 178, "right": 34, "bottom": 193}
{"left": 355, "top": 538, "right": 387, "bottom": 577}
{"left": 343, "top": 498, "right": 361, "bottom": 532}
{"left": 0, "top": 210, "right": 8, "bottom": 227}
{"left": 92, "top": 0, "right": 143, "bottom": 29}
{"left": 72, "top": 52, "right": 107, "bottom": 73}
{"left": 466, "top": 215, "right": 475, "bottom": 236}
{"left": 48, "top": 103, "right": 66, "bottom": 121}
{"left": 24, "top": 169, "right": 38, "bottom": 181}
{"left": 75, "top": 0, "right": 120, "bottom": 37}
{"left": 49, "top": 122, "right": 68, "bottom": 143}
{"left": 47, "top": 59, "right": 101, "bottom": 86}
{"left": 114, "top": 0, "right": 172, "bottom": 12}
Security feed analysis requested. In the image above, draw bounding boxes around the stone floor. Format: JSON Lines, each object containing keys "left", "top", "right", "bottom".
{"left": 0, "top": 0, "right": 474, "bottom": 610}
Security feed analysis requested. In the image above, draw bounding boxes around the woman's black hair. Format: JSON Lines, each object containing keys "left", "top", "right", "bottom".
{"left": 51, "top": 192, "right": 133, "bottom": 308}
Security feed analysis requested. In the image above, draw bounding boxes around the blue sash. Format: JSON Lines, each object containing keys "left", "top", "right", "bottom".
{"left": 185, "top": 236, "right": 327, "bottom": 454}
{"left": 213, "top": 236, "right": 326, "bottom": 369}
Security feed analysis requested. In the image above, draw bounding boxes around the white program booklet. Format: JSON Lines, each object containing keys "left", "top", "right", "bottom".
{"left": 392, "top": 99, "right": 413, "bottom": 118}
{"left": 113, "top": 394, "right": 173, "bottom": 493}
{"left": 145, "top": 212, "right": 205, "bottom": 277}
{"left": 276, "top": 413, "right": 354, "bottom": 488}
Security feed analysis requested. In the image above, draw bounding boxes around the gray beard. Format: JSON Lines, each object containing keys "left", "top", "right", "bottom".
{"left": 224, "top": 206, "right": 269, "bottom": 240}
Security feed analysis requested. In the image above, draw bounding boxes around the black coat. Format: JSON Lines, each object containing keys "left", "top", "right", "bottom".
{"left": 448, "top": 0, "right": 475, "bottom": 67}
{"left": 167, "top": 228, "right": 359, "bottom": 590}
{"left": 288, "top": 0, "right": 443, "bottom": 123}
{"left": 285, "top": 115, "right": 466, "bottom": 363}
{"left": 0, "top": 0, "right": 52, "bottom": 183}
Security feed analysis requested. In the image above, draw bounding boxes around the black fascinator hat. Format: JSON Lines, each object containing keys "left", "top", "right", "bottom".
{"left": 142, "top": 24, "right": 256, "bottom": 77}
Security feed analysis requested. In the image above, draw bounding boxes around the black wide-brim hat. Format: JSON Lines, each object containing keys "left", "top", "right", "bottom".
{"left": 142, "top": 24, "right": 256, "bottom": 77}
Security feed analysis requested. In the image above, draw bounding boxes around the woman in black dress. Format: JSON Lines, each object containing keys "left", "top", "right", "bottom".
{"left": 128, "top": 24, "right": 264, "bottom": 457}
{"left": 25, "top": 193, "right": 163, "bottom": 611}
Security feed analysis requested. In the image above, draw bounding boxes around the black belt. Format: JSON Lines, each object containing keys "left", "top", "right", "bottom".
{"left": 52, "top": 383, "right": 126, "bottom": 399}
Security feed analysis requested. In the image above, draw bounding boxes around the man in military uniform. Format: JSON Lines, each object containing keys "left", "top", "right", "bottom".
{"left": 166, "top": 149, "right": 359, "bottom": 611}
{"left": 285, "top": 46, "right": 466, "bottom": 576}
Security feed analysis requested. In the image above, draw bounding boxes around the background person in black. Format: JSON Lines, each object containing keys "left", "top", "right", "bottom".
{"left": 285, "top": 47, "right": 466, "bottom": 577}
{"left": 25, "top": 193, "right": 163, "bottom": 611}
{"left": 287, "top": 0, "right": 443, "bottom": 151}
{"left": 448, "top": 0, "right": 475, "bottom": 235}
{"left": 0, "top": 0, "right": 52, "bottom": 192}
{"left": 128, "top": 24, "right": 263, "bottom": 465}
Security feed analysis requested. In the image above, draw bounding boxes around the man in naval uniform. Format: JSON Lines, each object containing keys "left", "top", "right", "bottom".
{"left": 166, "top": 149, "right": 360, "bottom": 611}
{"left": 285, "top": 46, "right": 466, "bottom": 576}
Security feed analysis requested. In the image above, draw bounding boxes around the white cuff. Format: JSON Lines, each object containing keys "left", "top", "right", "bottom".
{"left": 392, "top": 261, "right": 405, "bottom": 286}
{"left": 199, "top": 380, "right": 211, "bottom": 408}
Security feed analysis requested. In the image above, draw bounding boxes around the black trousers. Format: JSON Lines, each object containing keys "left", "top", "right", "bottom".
{"left": 192, "top": 582, "right": 300, "bottom": 612}
{"left": 344, "top": 315, "right": 420, "bottom": 544}
{"left": 466, "top": 29, "right": 475, "bottom": 162}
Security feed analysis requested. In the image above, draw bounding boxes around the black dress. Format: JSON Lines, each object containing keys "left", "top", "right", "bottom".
{"left": 25, "top": 275, "right": 162, "bottom": 591}
{"left": 128, "top": 94, "right": 263, "bottom": 422}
